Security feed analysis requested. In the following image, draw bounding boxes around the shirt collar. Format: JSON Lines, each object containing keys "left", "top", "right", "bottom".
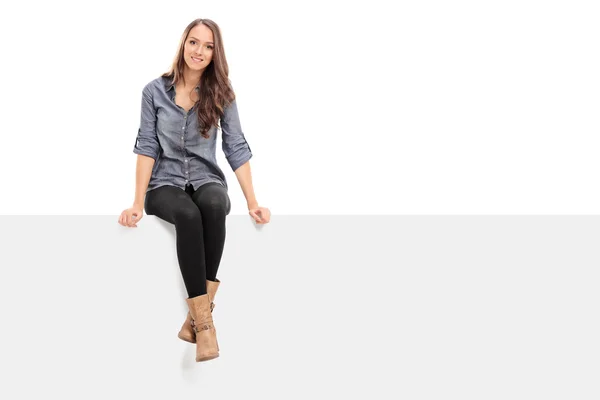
{"left": 163, "top": 75, "right": 200, "bottom": 91}
{"left": 163, "top": 76, "right": 175, "bottom": 91}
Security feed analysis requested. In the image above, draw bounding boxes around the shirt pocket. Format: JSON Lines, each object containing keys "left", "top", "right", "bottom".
{"left": 187, "top": 124, "right": 217, "bottom": 147}
{"left": 155, "top": 108, "right": 182, "bottom": 137}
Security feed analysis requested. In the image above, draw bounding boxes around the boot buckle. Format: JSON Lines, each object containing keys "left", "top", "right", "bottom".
{"left": 193, "top": 323, "right": 212, "bottom": 333}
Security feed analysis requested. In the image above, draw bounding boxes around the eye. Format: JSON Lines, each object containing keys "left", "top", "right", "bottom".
{"left": 190, "top": 40, "right": 196, "bottom": 45}
{"left": 207, "top": 45, "right": 214, "bottom": 50}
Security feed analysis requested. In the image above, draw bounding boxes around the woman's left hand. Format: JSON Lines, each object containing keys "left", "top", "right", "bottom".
{"left": 249, "top": 205, "right": 271, "bottom": 224}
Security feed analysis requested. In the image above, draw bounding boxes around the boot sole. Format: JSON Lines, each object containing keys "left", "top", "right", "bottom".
{"left": 197, "top": 353, "right": 219, "bottom": 362}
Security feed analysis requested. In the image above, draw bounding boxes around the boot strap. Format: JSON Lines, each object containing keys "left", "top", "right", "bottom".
{"left": 191, "top": 319, "right": 214, "bottom": 333}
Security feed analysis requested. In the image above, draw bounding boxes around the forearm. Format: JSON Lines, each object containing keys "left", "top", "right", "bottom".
{"left": 234, "top": 161, "right": 258, "bottom": 209}
{"left": 133, "top": 154, "right": 155, "bottom": 207}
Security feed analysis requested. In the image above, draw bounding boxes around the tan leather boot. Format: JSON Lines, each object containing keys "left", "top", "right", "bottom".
{"left": 178, "top": 279, "right": 220, "bottom": 343}
{"left": 205, "top": 279, "right": 220, "bottom": 351}
{"left": 186, "top": 294, "right": 219, "bottom": 362}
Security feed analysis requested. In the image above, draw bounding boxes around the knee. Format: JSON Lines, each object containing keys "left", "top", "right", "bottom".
{"left": 173, "top": 206, "right": 202, "bottom": 226}
{"left": 197, "top": 187, "right": 230, "bottom": 215}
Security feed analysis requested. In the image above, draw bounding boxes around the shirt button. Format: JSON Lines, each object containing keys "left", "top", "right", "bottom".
{"left": 181, "top": 136, "right": 184, "bottom": 140}
{"left": 184, "top": 159, "right": 188, "bottom": 162}
{"left": 182, "top": 127, "right": 185, "bottom": 130}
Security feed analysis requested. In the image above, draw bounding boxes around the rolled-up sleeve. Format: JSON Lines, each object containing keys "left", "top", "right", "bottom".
{"left": 133, "top": 84, "right": 160, "bottom": 160}
{"left": 221, "top": 99, "right": 252, "bottom": 171}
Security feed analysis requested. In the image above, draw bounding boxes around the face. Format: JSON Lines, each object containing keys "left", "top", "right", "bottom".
{"left": 183, "top": 24, "right": 215, "bottom": 73}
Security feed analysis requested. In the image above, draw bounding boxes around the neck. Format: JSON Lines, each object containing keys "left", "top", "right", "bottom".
{"left": 182, "top": 66, "right": 202, "bottom": 88}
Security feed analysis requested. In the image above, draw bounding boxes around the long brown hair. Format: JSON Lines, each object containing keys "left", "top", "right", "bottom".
{"left": 162, "top": 18, "right": 235, "bottom": 138}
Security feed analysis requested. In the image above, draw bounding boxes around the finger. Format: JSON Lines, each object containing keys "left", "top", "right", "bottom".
{"left": 249, "top": 210, "right": 261, "bottom": 223}
{"left": 256, "top": 212, "right": 264, "bottom": 224}
{"left": 257, "top": 209, "right": 267, "bottom": 223}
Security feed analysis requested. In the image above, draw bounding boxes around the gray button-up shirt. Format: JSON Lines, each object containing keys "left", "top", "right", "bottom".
{"left": 133, "top": 76, "right": 252, "bottom": 192}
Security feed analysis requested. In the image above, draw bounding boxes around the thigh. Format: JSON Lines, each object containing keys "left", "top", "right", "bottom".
{"left": 145, "top": 185, "right": 201, "bottom": 224}
{"left": 191, "top": 182, "right": 231, "bottom": 216}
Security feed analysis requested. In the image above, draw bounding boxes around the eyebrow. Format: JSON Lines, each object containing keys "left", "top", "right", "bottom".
{"left": 189, "top": 36, "right": 214, "bottom": 44}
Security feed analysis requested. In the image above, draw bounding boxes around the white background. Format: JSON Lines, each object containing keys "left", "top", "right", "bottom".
{"left": 0, "top": 0, "right": 598, "bottom": 215}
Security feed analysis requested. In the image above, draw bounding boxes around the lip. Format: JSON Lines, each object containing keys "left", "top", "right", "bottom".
{"left": 191, "top": 56, "right": 204, "bottom": 63}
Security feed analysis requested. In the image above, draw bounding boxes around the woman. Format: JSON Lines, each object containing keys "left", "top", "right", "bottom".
{"left": 118, "top": 18, "right": 271, "bottom": 362}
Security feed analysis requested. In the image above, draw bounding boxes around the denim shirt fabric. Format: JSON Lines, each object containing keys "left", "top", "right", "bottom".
{"left": 133, "top": 76, "right": 252, "bottom": 192}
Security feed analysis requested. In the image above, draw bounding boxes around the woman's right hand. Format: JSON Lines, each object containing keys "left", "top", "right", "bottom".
{"left": 118, "top": 205, "right": 144, "bottom": 228}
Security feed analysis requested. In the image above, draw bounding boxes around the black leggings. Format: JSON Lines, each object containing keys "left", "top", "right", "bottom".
{"left": 144, "top": 182, "right": 231, "bottom": 298}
